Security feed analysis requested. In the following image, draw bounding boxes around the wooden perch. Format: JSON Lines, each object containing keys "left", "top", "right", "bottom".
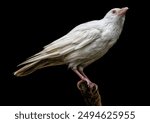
{"left": 77, "top": 80, "right": 102, "bottom": 106}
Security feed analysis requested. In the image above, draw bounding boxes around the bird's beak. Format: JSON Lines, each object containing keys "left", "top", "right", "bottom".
{"left": 118, "top": 7, "right": 129, "bottom": 16}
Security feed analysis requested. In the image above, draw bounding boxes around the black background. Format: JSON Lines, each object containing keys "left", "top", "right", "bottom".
{"left": 1, "top": 0, "right": 149, "bottom": 106}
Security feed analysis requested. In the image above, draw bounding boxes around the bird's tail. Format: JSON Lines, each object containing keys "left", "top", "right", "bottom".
{"left": 14, "top": 59, "right": 64, "bottom": 77}
{"left": 14, "top": 61, "right": 42, "bottom": 77}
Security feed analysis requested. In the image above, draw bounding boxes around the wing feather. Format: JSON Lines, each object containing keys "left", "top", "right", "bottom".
{"left": 19, "top": 28, "right": 101, "bottom": 65}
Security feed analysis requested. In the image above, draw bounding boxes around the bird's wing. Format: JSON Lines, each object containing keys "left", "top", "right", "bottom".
{"left": 19, "top": 28, "right": 101, "bottom": 65}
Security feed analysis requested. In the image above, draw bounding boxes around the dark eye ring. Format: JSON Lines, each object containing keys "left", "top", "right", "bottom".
{"left": 112, "top": 10, "right": 116, "bottom": 14}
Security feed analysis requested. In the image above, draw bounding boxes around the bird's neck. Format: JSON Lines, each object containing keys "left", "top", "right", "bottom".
{"left": 102, "top": 17, "right": 125, "bottom": 33}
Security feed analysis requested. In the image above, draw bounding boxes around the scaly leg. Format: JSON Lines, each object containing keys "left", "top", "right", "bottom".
{"left": 72, "top": 67, "right": 93, "bottom": 85}
{"left": 78, "top": 66, "right": 93, "bottom": 85}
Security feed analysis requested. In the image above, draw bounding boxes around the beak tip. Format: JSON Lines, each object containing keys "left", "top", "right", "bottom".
{"left": 123, "top": 7, "right": 129, "bottom": 10}
{"left": 119, "top": 7, "right": 129, "bottom": 16}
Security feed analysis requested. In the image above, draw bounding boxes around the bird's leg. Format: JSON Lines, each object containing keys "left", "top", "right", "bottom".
{"left": 72, "top": 68, "right": 86, "bottom": 81}
{"left": 78, "top": 66, "right": 98, "bottom": 90}
{"left": 72, "top": 67, "right": 97, "bottom": 90}
{"left": 72, "top": 67, "right": 93, "bottom": 86}
{"left": 78, "top": 66, "right": 93, "bottom": 85}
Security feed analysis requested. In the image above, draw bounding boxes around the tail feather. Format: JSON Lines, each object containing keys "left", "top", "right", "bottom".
{"left": 14, "top": 62, "right": 40, "bottom": 77}
{"left": 14, "top": 58, "right": 64, "bottom": 77}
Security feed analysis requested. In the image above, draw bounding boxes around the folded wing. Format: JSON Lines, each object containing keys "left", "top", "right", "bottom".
{"left": 19, "top": 28, "right": 101, "bottom": 66}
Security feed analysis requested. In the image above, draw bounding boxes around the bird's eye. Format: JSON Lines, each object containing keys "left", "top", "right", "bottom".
{"left": 112, "top": 10, "right": 116, "bottom": 14}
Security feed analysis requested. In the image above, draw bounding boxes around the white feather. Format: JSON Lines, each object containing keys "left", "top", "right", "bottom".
{"left": 15, "top": 7, "right": 128, "bottom": 76}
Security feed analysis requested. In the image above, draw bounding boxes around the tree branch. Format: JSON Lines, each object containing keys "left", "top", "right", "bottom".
{"left": 77, "top": 80, "right": 102, "bottom": 106}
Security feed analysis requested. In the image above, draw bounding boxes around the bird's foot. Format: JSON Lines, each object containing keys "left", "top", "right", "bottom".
{"left": 77, "top": 79, "right": 98, "bottom": 95}
{"left": 83, "top": 78, "right": 95, "bottom": 88}
{"left": 87, "top": 81, "right": 97, "bottom": 90}
{"left": 78, "top": 78, "right": 97, "bottom": 90}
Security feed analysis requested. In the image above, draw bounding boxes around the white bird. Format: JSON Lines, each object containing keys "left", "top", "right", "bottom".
{"left": 14, "top": 7, "right": 128, "bottom": 85}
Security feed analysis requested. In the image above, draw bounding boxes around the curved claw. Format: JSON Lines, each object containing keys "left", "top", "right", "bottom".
{"left": 77, "top": 79, "right": 98, "bottom": 92}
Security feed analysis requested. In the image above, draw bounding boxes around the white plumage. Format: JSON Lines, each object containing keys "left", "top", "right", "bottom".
{"left": 14, "top": 7, "right": 128, "bottom": 84}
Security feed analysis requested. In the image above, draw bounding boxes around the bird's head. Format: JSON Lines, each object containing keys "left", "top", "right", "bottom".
{"left": 104, "top": 7, "right": 129, "bottom": 22}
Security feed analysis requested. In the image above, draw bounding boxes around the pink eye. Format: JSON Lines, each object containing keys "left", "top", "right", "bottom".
{"left": 112, "top": 10, "right": 116, "bottom": 14}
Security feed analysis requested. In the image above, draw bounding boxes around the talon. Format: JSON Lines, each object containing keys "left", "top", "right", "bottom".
{"left": 87, "top": 81, "right": 95, "bottom": 89}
